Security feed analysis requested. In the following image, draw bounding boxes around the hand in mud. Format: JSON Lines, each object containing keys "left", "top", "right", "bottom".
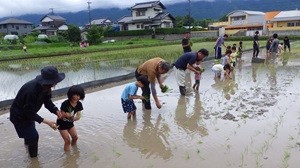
{"left": 156, "top": 101, "right": 162, "bottom": 109}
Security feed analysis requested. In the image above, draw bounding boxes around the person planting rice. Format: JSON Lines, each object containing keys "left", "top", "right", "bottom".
{"left": 135, "top": 57, "right": 171, "bottom": 109}
{"left": 121, "top": 76, "right": 149, "bottom": 119}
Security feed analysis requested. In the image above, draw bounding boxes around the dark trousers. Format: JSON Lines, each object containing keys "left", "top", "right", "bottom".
{"left": 135, "top": 69, "right": 151, "bottom": 109}
{"left": 284, "top": 44, "right": 290, "bottom": 52}
{"left": 14, "top": 121, "right": 39, "bottom": 157}
{"left": 253, "top": 45, "right": 259, "bottom": 57}
{"left": 215, "top": 47, "right": 222, "bottom": 59}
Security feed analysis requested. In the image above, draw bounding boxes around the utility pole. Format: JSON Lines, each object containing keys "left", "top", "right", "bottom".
{"left": 49, "top": 8, "right": 54, "bottom": 15}
{"left": 87, "top": 1, "right": 92, "bottom": 27}
{"left": 188, "top": 0, "right": 191, "bottom": 32}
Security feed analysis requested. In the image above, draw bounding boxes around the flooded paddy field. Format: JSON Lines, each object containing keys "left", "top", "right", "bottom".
{"left": 1, "top": 50, "right": 300, "bottom": 168}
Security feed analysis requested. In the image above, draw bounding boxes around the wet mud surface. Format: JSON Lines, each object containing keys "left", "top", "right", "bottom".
{"left": 1, "top": 50, "right": 300, "bottom": 168}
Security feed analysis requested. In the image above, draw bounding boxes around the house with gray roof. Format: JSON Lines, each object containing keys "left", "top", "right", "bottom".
{"left": 118, "top": 1, "right": 175, "bottom": 31}
{"left": 270, "top": 9, "right": 300, "bottom": 28}
{"left": 86, "top": 18, "right": 112, "bottom": 27}
{"left": 0, "top": 18, "right": 33, "bottom": 35}
{"left": 34, "top": 14, "right": 68, "bottom": 36}
{"left": 268, "top": 9, "right": 300, "bottom": 35}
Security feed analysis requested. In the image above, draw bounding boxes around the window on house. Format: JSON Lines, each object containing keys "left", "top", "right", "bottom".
{"left": 165, "top": 22, "right": 171, "bottom": 28}
{"left": 24, "top": 25, "right": 27, "bottom": 28}
{"left": 135, "top": 10, "right": 146, "bottom": 17}
{"left": 296, "top": 22, "right": 300, "bottom": 26}
{"left": 141, "top": 24, "right": 144, "bottom": 29}
{"left": 0, "top": 25, "right": 2, "bottom": 29}
{"left": 12, "top": 24, "right": 14, "bottom": 28}
{"left": 3, "top": 25, "right": 6, "bottom": 28}
{"left": 137, "top": 24, "right": 140, "bottom": 29}
{"left": 287, "top": 22, "right": 295, "bottom": 27}
{"left": 16, "top": 26, "right": 19, "bottom": 30}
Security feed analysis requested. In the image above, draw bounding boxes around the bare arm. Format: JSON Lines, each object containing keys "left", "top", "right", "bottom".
{"left": 129, "top": 95, "right": 144, "bottom": 100}
{"left": 42, "top": 118, "right": 58, "bottom": 130}
{"left": 187, "top": 64, "right": 200, "bottom": 74}
{"left": 150, "top": 82, "right": 162, "bottom": 109}
{"left": 74, "top": 111, "right": 81, "bottom": 121}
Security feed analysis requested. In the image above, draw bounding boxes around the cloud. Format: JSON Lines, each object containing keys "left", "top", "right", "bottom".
{"left": 0, "top": 0, "right": 216, "bottom": 18}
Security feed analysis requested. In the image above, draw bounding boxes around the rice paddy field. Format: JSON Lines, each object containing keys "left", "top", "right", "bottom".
{"left": 0, "top": 40, "right": 300, "bottom": 168}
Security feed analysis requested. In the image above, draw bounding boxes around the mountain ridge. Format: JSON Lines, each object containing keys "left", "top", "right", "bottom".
{"left": 1, "top": 0, "right": 299, "bottom": 26}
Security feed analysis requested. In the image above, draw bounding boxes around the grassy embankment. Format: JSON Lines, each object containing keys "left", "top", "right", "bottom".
{"left": 0, "top": 38, "right": 260, "bottom": 65}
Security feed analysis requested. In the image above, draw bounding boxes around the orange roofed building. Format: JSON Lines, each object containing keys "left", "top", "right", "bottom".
{"left": 265, "top": 11, "right": 280, "bottom": 29}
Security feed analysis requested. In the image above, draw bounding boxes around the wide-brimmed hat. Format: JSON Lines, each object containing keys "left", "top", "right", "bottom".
{"left": 36, "top": 66, "right": 65, "bottom": 85}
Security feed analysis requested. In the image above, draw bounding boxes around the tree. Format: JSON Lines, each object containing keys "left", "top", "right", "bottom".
{"left": 86, "top": 25, "right": 103, "bottom": 45}
{"left": 219, "top": 14, "right": 228, "bottom": 22}
{"left": 174, "top": 15, "right": 195, "bottom": 28}
{"left": 67, "top": 25, "right": 81, "bottom": 43}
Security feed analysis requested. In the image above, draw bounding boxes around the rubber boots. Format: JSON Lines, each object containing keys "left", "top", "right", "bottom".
{"left": 142, "top": 94, "right": 151, "bottom": 109}
{"left": 27, "top": 137, "right": 39, "bottom": 158}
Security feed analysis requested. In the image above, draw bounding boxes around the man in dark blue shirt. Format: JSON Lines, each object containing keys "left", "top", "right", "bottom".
{"left": 173, "top": 49, "right": 209, "bottom": 95}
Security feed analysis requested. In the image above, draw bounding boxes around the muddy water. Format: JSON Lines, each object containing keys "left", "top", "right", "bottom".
{"left": 0, "top": 58, "right": 140, "bottom": 101}
{"left": 1, "top": 51, "right": 300, "bottom": 168}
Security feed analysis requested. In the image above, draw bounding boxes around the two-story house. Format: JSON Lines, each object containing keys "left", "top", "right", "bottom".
{"left": 0, "top": 18, "right": 33, "bottom": 35}
{"left": 269, "top": 9, "right": 300, "bottom": 32}
{"left": 225, "top": 10, "right": 266, "bottom": 36}
{"left": 118, "top": 1, "right": 175, "bottom": 31}
{"left": 34, "top": 14, "right": 68, "bottom": 36}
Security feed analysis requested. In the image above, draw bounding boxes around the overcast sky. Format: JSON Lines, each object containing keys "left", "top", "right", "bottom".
{"left": 1, "top": 0, "right": 215, "bottom": 18}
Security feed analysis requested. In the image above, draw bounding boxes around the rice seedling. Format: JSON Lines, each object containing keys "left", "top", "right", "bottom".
{"left": 280, "top": 150, "right": 291, "bottom": 168}
{"left": 185, "top": 152, "right": 190, "bottom": 160}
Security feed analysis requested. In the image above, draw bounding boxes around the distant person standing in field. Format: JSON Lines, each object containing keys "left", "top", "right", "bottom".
{"left": 283, "top": 36, "right": 291, "bottom": 52}
{"left": 269, "top": 33, "right": 280, "bottom": 57}
{"left": 182, "top": 31, "right": 192, "bottom": 53}
{"left": 237, "top": 41, "right": 243, "bottom": 61}
{"left": 253, "top": 31, "right": 260, "bottom": 58}
{"left": 265, "top": 37, "right": 273, "bottom": 57}
{"left": 214, "top": 34, "right": 228, "bottom": 59}
{"left": 23, "top": 44, "right": 27, "bottom": 53}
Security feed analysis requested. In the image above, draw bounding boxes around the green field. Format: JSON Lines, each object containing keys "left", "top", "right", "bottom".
{"left": 1, "top": 39, "right": 297, "bottom": 69}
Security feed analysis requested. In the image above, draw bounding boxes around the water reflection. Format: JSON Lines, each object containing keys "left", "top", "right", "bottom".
{"left": 175, "top": 94, "right": 208, "bottom": 136}
{"left": 0, "top": 59, "right": 140, "bottom": 101}
{"left": 62, "top": 147, "right": 80, "bottom": 168}
{"left": 265, "top": 60, "right": 277, "bottom": 90}
{"left": 252, "top": 63, "right": 259, "bottom": 82}
{"left": 123, "top": 110, "right": 172, "bottom": 160}
{"left": 27, "top": 157, "right": 41, "bottom": 168}
{"left": 223, "top": 73, "right": 237, "bottom": 100}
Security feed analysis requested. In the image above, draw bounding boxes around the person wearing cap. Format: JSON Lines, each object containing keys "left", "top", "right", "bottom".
{"left": 10, "top": 66, "right": 65, "bottom": 158}
{"left": 121, "top": 76, "right": 148, "bottom": 119}
{"left": 135, "top": 57, "right": 171, "bottom": 109}
{"left": 182, "top": 31, "right": 192, "bottom": 53}
{"left": 173, "top": 49, "right": 209, "bottom": 95}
